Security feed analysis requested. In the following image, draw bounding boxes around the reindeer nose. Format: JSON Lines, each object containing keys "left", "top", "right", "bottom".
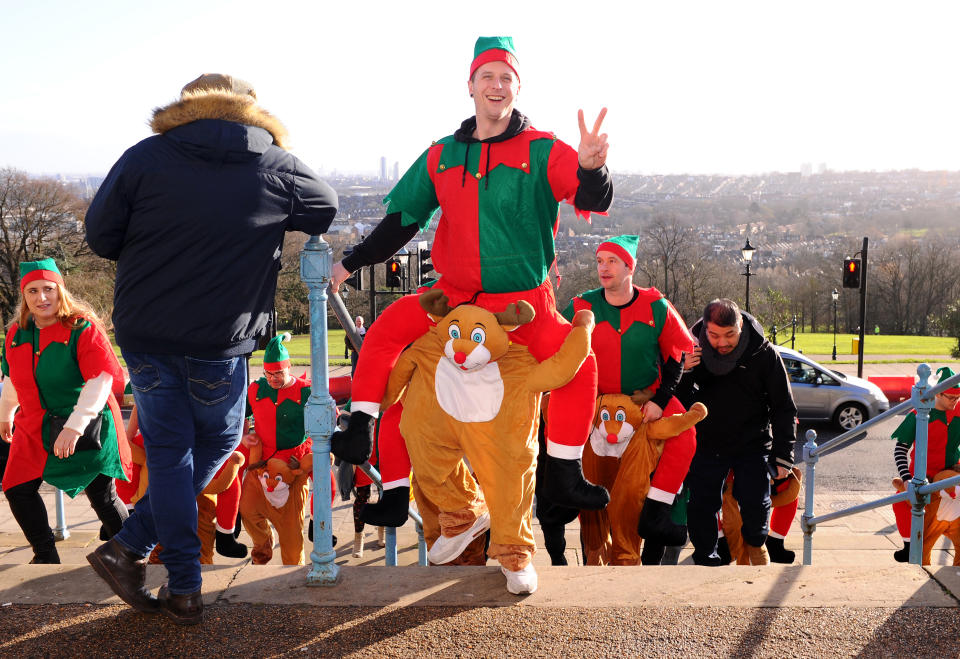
{"left": 454, "top": 352, "right": 467, "bottom": 364}
{"left": 606, "top": 433, "right": 618, "bottom": 444}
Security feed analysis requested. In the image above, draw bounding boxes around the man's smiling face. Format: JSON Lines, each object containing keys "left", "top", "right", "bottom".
{"left": 468, "top": 61, "right": 519, "bottom": 124}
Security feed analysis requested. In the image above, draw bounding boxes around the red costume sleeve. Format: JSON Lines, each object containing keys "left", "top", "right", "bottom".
{"left": 76, "top": 322, "right": 125, "bottom": 397}
{"left": 546, "top": 138, "right": 595, "bottom": 222}
{"left": 658, "top": 299, "right": 695, "bottom": 364}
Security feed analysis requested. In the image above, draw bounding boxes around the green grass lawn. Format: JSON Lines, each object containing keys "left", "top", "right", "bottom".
{"left": 775, "top": 332, "right": 955, "bottom": 356}
{"left": 2, "top": 329, "right": 953, "bottom": 367}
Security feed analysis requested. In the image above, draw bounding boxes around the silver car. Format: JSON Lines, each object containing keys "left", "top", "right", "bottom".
{"left": 777, "top": 347, "right": 889, "bottom": 430}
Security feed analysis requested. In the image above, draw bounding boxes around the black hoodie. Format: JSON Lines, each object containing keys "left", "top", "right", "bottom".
{"left": 677, "top": 311, "right": 797, "bottom": 468}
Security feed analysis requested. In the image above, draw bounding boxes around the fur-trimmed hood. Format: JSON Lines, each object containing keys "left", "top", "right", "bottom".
{"left": 150, "top": 90, "right": 290, "bottom": 150}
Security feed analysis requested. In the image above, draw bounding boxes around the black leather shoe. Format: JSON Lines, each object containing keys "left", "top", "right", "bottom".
{"left": 541, "top": 454, "right": 609, "bottom": 511}
{"left": 360, "top": 487, "right": 410, "bottom": 527}
{"left": 86, "top": 539, "right": 158, "bottom": 613}
{"left": 330, "top": 411, "right": 375, "bottom": 465}
{"left": 158, "top": 585, "right": 203, "bottom": 625}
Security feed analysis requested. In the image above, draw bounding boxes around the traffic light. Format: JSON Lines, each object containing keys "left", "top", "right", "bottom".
{"left": 385, "top": 258, "right": 403, "bottom": 288}
{"left": 842, "top": 258, "right": 861, "bottom": 289}
{"left": 418, "top": 247, "right": 434, "bottom": 286}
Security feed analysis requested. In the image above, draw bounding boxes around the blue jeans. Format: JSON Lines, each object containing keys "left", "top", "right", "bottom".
{"left": 686, "top": 450, "right": 772, "bottom": 558}
{"left": 115, "top": 352, "right": 246, "bottom": 593}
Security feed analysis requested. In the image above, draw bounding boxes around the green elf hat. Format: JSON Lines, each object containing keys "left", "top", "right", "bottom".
{"left": 263, "top": 332, "right": 292, "bottom": 371}
{"left": 936, "top": 366, "right": 960, "bottom": 395}
{"left": 470, "top": 36, "right": 520, "bottom": 80}
{"left": 19, "top": 257, "right": 64, "bottom": 291}
{"left": 596, "top": 235, "right": 640, "bottom": 271}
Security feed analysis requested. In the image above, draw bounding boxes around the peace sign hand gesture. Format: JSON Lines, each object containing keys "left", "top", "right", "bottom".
{"left": 577, "top": 107, "right": 609, "bottom": 170}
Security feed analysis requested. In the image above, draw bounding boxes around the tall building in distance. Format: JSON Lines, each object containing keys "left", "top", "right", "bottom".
{"left": 393, "top": 161, "right": 400, "bottom": 181}
{"left": 379, "top": 156, "right": 387, "bottom": 181}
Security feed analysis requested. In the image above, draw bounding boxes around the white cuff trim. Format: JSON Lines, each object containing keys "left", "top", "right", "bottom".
{"left": 646, "top": 487, "right": 675, "bottom": 505}
{"left": 65, "top": 372, "right": 112, "bottom": 433}
{"left": 546, "top": 440, "right": 583, "bottom": 460}
{"left": 215, "top": 523, "right": 234, "bottom": 534}
{"left": 0, "top": 377, "right": 19, "bottom": 423}
{"left": 351, "top": 401, "right": 380, "bottom": 418}
{"left": 382, "top": 478, "right": 410, "bottom": 490}
{"left": 768, "top": 531, "right": 786, "bottom": 540}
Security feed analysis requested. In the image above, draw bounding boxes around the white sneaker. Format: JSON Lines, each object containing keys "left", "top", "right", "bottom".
{"left": 428, "top": 512, "right": 490, "bottom": 564}
{"left": 501, "top": 564, "right": 538, "bottom": 594}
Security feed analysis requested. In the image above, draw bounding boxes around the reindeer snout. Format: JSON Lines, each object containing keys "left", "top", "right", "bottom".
{"left": 454, "top": 352, "right": 467, "bottom": 364}
{"left": 606, "top": 433, "right": 618, "bottom": 444}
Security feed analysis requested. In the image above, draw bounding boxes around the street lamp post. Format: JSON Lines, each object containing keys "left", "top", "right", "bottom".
{"left": 831, "top": 288, "right": 839, "bottom": 361}
{"left": 741, "top": 239, "right": 756, "bottom": 313}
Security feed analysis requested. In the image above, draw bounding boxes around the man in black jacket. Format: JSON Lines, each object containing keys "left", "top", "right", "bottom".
{"left": 84, "top": 74, "right": 337, "bottom": 624}
{"left": 678, "top": 298, "right": 797, "bottom": 566}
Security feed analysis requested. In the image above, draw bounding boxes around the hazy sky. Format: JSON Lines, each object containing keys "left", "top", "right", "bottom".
{"left": 2, "top": 0, "right": 959, "bottom": 177}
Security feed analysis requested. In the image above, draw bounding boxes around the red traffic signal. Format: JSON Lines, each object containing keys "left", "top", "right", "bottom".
{"left": 386, "top": 258, "right": 403, "bottom": 288}
{"left": 842, "top": 258, "right": 861, "bottom": 289}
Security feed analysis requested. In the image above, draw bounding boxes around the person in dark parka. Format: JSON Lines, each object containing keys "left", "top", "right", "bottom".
{"left": 677, "top": 298, "right": 797, "bottom": 566}
{"left": 84, "top": 73, "right": 338, "bottom": 625}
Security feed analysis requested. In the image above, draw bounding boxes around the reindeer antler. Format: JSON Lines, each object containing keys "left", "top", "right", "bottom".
{"left": 494, "top": 301, "right": 536, "bottom": 327}
{"left": 419, "top": 288, "right": 454, "bottom": 317}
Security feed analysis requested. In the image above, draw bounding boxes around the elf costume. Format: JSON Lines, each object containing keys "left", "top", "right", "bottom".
{"left": 1, "top": 260, "right": 130, "bottom": 496}
{"left": 239, "top": 333, "right": 313, "bottom": 564}
{"left": 562, "top": 236, "right": 696, "bottom": 506}
{"left": 891, "top": 367, "right": 960, "bottom": 559}
{"left": 333, "top": 36, "right": 612, "bottom": 511}
{"left": 0, "top": 259, "right": 131, "bottom": 564}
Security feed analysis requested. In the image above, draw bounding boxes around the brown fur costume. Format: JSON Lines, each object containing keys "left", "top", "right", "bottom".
{"left": 580, "top": 393, "right": 708, "bottom": 565}
{"left": 893, "top": 470, "right": 960, "bottom": 565}
{"left": 239, "top": 446, "right": 313, "bottom": 566}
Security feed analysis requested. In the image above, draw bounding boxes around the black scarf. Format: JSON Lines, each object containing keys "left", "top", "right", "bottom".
{"left": 698, "top": 322, "right": 749, "bottom": 376}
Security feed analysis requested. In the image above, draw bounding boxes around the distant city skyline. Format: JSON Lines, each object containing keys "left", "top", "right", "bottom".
{"left": 3, "top": 1, "right": 959, "bottom": 178}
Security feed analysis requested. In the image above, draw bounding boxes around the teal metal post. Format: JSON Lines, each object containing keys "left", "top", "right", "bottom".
{"left": 801, "top": 428, "right": 818, "bottom": 565}
{"left": 908, "top": 364, "right": 933, "bottom": 565}
{"left": 301, "top": 235, "right": 340, "bottom": 586}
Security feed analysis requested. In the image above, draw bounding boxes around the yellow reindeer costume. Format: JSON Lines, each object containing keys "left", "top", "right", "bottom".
{"left": 382, "top": 289, "right": 593, "bottom": 594}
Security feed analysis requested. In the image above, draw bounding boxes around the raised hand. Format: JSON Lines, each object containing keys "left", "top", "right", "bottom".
{"left": 577, "top": 107, "right": 609, "bottom": 170}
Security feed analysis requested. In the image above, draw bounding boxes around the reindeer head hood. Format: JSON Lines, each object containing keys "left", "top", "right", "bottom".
{"left": 149, "top": 73, "right": 291, "bottom": 159}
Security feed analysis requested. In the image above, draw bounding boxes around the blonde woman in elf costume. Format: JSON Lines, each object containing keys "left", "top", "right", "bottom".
{"left": 556, "top": 236, "right": 697, "bottom": 565}
{"left": 330, "top": 36, "right": 614, "bottom": 510}
{"left": 239, "top": 334, "right": 313, "bottom": 564}
{"left": 891, "top": 366, "right": 960, "bottom": 562}
{"left": 0, "top": 258, "right": 131, "bottom": 564}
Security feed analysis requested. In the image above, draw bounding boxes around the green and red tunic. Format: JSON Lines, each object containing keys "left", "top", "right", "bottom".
{"left": 1, "top": 319, "right": 130, "bottom": 496}
{"left": 562, "top": 286, "right": 693, "bottom": 395}
{"left": 892, "top": 408, "right": 960, "bottom": 478}
{"left": 246, "top": 375, "right": 313, "bottom": 462}
{"left": 384, "top": 127, "right": 585, "bottom": 294}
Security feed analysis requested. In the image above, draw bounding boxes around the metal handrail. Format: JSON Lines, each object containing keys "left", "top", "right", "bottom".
{"left": 802, "top": 364, "right": 960, "bottom": 565}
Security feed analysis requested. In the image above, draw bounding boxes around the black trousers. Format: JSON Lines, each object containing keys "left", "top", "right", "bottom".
{"left": 686, "top": 450, "right": 772, "bottom": 558}
{"left": 4, "top": 474, "right": 128, "bottom": 559}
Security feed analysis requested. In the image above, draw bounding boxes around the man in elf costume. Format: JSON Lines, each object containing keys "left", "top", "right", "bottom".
{"left": 330, "top": 36, "right": 613, "bottom": 509}
{"left": 552, "top": 236, "right": 696, "bottom": 563}
{"left": 891, "top": 366, "right": 960, "bottom": 561}
{"left": 239, "top": 333, "right": 313, "bottom": 564}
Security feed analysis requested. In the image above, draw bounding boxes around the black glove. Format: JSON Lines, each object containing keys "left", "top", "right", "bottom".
{"left": 637, "top": 498, "right": 687, "bottom": 547}
{"left": 330, "top": 410, "right": 375, "bottom": 465}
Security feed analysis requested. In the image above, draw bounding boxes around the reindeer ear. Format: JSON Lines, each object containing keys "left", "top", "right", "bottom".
{"left": 419, "top": 288, "right": 453, "bottom": 321}
{"left": 494, "top": 300, "right": 536, "bottom": 331}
